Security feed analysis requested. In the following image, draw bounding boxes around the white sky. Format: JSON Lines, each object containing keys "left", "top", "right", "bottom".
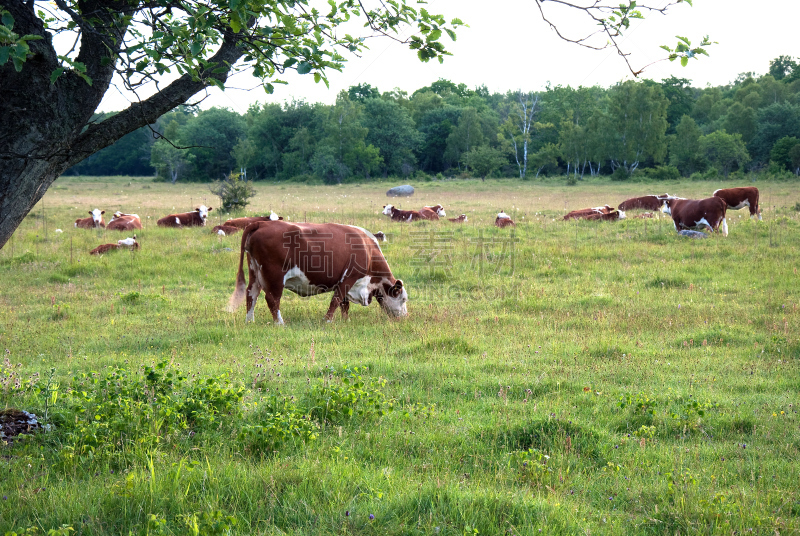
{"left": 98, "top": 0, "right": 798, "bottom": 114}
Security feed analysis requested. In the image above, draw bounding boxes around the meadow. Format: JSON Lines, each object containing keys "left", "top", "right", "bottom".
{"left": 1, "top": 176, "right": 799, "bottom": 535}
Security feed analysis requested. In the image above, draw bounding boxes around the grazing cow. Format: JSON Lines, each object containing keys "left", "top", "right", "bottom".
{"left": 618, "top": 194, "right": 679, "bottom": 212}
{"left": 713, "top": 187, "right": 761, "bottom": 220}
{"left": 383, "top": 204, "right": 424, "bottom": 222}
{"left": 373, "top": 231, "right": 387, "bottom": 242}
{"left": 157, "top": 205, "right": 212, "bottom": 228}
{"left": 419, "top": 204, "right": 447, "bottom": 220}
{"left": 213, "top": 225, "right": 242, "bottom": 236}
{"left": 223, "top": 212, "right": 282, "bottom": 230}
{"left": 663, "top": 197, "right": 728, "bottom": 236}
{"left": 107, "top": 212, "right": 142, "bottom": 231}
{"left": 90, "top": 235, "right": 139, "bottom": 255}
{"left": 495, "top": 211, "right": 516, "bottom": 228}
{"left": 74, "top": 209, "right": 105, "bottom": 229}
{"left": 228, "top": 221, "right": 408, "bottom": 324}
{"left": 563, "top": 205, "right": 614, "bottom": 221}
{"left": 448, "top": 214, "right": 468, "bottom": 223}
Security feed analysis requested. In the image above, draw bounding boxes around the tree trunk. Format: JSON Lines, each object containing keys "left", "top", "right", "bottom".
{"left": 0, "top": 2, "right": 247, "bottom": 250}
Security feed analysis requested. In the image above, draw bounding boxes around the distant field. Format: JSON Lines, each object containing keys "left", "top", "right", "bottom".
{"left": 1, "top": 176, "right": 799, "bottom": 535}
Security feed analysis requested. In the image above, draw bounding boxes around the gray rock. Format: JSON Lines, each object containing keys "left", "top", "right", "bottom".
{"left": 678, "top": 230, "right": 709, "bottom": 239}
{"left": 386, "top": 185, "right": 414, "bottom": 197}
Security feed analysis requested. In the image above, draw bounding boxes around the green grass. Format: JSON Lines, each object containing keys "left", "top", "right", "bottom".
{"left": 1, "top": 176, "right": 800, "bottom": 535}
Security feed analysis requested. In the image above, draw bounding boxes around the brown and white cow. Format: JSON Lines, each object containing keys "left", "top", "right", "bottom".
{"left": 228, "top": 221, "right": 408, "bottom": 324}
{"left": 107, "top": 212, "right": 142, "bottom": 231}
{"left": 419, "top": 204, "right": 447, "bottom": 220}
{"left": 448, "top": 214, "right": 468, "bottom": 223}
{"left": 495, "top": 211, "right": 516, "bottom": 228}
{"left": 74, "top": 209, "right": 105, "bottom": 229}
{"left": 213, "top": 225, "right": 242, "bottom": 236}
{"left": 618, "top": 194, "right": 679, "bottom": 212}
{"left": 223, "top": 212, "right": 282, "bottom": 230}
{"left": 563, "top": 205, "right": 616, "bottom": 221}
{"left": 157, "top": 205, "right": 212, "bottom": 228}
{"left": 713, "top": 187, "right": 761, "bottom": 220}
{"left": 372, "top": 231, "right": 387, "bottom": 242}
{"left": 582, "top": 210, "right": 626, "bottom": 221}
{"left": 663, "top": 197, "right": 728, "bottom": 236}
{"left": 383, "top": 204, "right": 424, "bottom": 222}
{"left": 89, "top": 235, "right": 139, "bottom": 255}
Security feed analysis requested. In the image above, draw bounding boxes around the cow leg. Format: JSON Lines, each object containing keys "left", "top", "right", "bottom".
{"left": 325, "top": 287, "right": 347, "bottom": 322}
{"left": 721, "top": 217, "right": 728, "bottom": 237}
{"left": 245, "top": 259, "right": 262, "bottom": 323}
{"left": 340, "top": 300, "right": 350, "bottom": 321}
{"left": 263, "top": 289, "right": 284, "bottom": 325}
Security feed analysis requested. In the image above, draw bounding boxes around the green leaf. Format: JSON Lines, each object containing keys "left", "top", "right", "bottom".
{"left": 50, "top": 67, "right": 65, "bottom": 83}
{"left": 676, "top": 35, "right": 690, "bottom": 45}
{"left": 680, "top": 56, "right": 688, "bottom": 67}
{"left": 2, "top": 11, "right": 14, "bottom": 30}
{"left": 229, "top": 17, "right": 241, "bottom": 33}
{"left": 0, "top": 46, "right": 9, "bottom": 65}
{"left": 313, "top": 72, "right": 321, "bottom": 83}
{"left": 296, "top": 61, "right": 312, "bottom": 74}
{"left": 12, "top": 54, "right": 23, "bottom": 72}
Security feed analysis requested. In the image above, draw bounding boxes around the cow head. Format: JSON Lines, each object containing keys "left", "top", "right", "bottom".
{"left": 375, "top": 279, "right": 408, "bottom": 318}
{"left": 112, "top": 211, "right": 123, "bottom": 220}
{"left": 617, "top": 210, "right": 626, "bottom": 220}
{"left": 430, "top": 204, "right": 446, "bottom": 217}
{"left": 90, "top": 208, "right": 105, "bottom": 224}
{"left": 382, "top": 204, "right": 394, "bottom": 216}
{"left": 662, "top": 199, "right": 674, "bottom": 215}
{"left": 269, "top": 211, "right": 280, "bottom": 221}
{"left": 497, "top": 211, "right": 510, "bottom": 220}
{"left": 195, "top": 205, "right": 213, "bottom": 221}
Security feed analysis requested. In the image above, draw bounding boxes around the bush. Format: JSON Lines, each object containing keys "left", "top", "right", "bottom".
{"left": 611, "top": 167, "right": 631, "bottom": 181}
{"left": 641, "top": 165, "right": 681, "bottom": 181}
{"left": 209, "top": 172, "right": 256, "bottom": 212}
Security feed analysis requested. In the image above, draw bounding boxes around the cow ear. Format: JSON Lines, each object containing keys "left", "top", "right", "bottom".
{"left": 100, "top": 210, "right": 105, "bottom": 214}
{"left": 388, "top": 279, "right": 404, "bottom": 297}
{"left": 208, "top": 207, "right": 213, "bottom": 211}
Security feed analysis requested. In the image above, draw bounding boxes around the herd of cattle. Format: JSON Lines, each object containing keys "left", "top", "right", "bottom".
{"left": 67, "top": 186, "right": 761, "bottom": 323}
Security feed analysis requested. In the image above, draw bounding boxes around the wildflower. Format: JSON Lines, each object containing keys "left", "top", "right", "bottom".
{"left": 345, "top": 511, "right": 349, "bottom": 517}
{"left": 369, "top": 514, "right": 375, "bottom": 520}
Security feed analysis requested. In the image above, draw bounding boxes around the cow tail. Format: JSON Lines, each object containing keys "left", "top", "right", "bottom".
{"left": 227, "top": 224, "right": 255, "bottom": 312}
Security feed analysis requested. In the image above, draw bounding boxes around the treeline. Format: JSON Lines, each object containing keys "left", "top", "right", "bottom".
{"left": 68, "top": 55, "right": 800, "bottom": 182}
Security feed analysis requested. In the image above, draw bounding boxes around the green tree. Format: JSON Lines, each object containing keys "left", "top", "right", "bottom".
{"left": 151, "top": 140, "right": 194, "bottom": 184}
{"left": 445, "top": 108, "right": 485, "bottom": 171}
{"left": 602, "top": 81, "right": 669, "bottom": 176}
{"left": 530, "top": 143, "right": 561, "bottom": 178}
{"left": 769, "top": 136, "right": 800, "bottom": 172}
{"left": 416, "top": 105, "right": 460, "bottom": 173}
{"left": 749, "top": 103, "right": 800, "bottom": 164}
{"left": 463, "top": 146, "right": 506, "bottom": 180}
{"left": 669, "top": 115, "right": 704, "bottom": 176}
{"left": 363, "top": 98, "right": 422, "bottom": 177}
{"left": 348, "top": 83, "right": 381, "bottom": 102}
{"left": 178, "top": 108, "right": 245, "bottom": 181}
{"left": 699, "top": 131, "right": 750, "bottom": 177}
{"left": 722, "top": 102, "right": 758, "bottom": 144}
{"left": 769, "top": 55, "right": 798, "bottom": 81}
{"left": 659, "top": 76, "right": 695, "bottom": 134}
{"left": 499, "top": 92, "right": 542, "bottom": 179}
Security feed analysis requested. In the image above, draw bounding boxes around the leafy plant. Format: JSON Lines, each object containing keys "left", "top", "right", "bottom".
{"left": 307, "top": 366, "right": 394, "bottom": 425}
{"left": 209, "top": 171, "right": 256, "bottom": 212}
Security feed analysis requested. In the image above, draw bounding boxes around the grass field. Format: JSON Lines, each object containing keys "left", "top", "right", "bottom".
{"left": 1, "top": 176, "right": 799, "bottom": 535}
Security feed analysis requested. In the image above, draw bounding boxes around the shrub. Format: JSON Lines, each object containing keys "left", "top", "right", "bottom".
{"left": 641, "top": 165, "right": 681, "bottom": 181}
{"left": 307, "top": 366, "right": 394, "bottom": 424}
{"left": 209, "top": 171, "right": 256, "bottom": 212}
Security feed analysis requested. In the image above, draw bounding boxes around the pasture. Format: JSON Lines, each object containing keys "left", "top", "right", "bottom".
{"left": 1, "top": 176, "right": 799, "bottom": 535}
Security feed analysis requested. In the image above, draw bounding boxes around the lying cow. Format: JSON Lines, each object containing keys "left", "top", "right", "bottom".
{"left": 107, "top": 212, "right": 142, "bottom": 231}
{"left": 383, "top": 204, "right": 424, "bottom": 222}
{"left": 74, "top": 209, "right": 105, "bottom": 229}
{"left": 583, "top": 210, "right": 626, "bottom": 221}
{"left": 89, "top": 235, "right": 139, "bottom": 255}
{"left": 563, "top": 205, "right": 614, "bottom": 221}
{"left": 213, "top": 225, "right": 242, "bottom": 236}
{"left": 419, "top": 204, "right": 446, "bottom": 220}
{"left": 663, "top": 197, "right": 728, "bottom": 236}
{"left": 495, "top": 211, "right": 516, "bottom": 228}
{"left": 618, "top": 194, "right": 678, "bottom": 212}
{"left": 713, "top": 187, "right": 761, "bottom": 220}
{"left": 228, "top": 221, "right": 408, "bottom": 324}
{"left": 223, "top": 211, "right": 282, "bottom": 229}
{"left": 157, "top": 205, "right": 212, "bottom": 228}
{"left": 448, "top": 214, "right": 468, "bottom": 223}
{"left": 373, "top": 231, "right": 387, "bottom": 242}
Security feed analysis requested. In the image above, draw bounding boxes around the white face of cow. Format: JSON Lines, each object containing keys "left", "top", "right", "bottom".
{"left": 617, "top": 210, "right": 626, "bottom": 220}
{"left": 661, "top": 201, "right": 672, "bottom": 215}
{"left": 379, "top": 280, "right": 408, "bottom": 318}
{"left": 382, "top": 204, "right": 394, "bottom": 216}
{"left": 269, "top": 211, "right": 279, "bottom": 221}
{"left": 196, "top": 205, "right": 212, "bottom": 221}
{"left": 497, "top": 211, "right": 510, "bottom": 220}
{"left": 436, "top": 206, "right": 446, "bottom": 217}
{"left": 90, "top": 208, "right": 104, "bottom": 223}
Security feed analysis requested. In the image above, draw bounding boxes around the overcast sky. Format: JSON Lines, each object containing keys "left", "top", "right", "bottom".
{"left": 98, "top": 0, "right": 798, "bottom": 114}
